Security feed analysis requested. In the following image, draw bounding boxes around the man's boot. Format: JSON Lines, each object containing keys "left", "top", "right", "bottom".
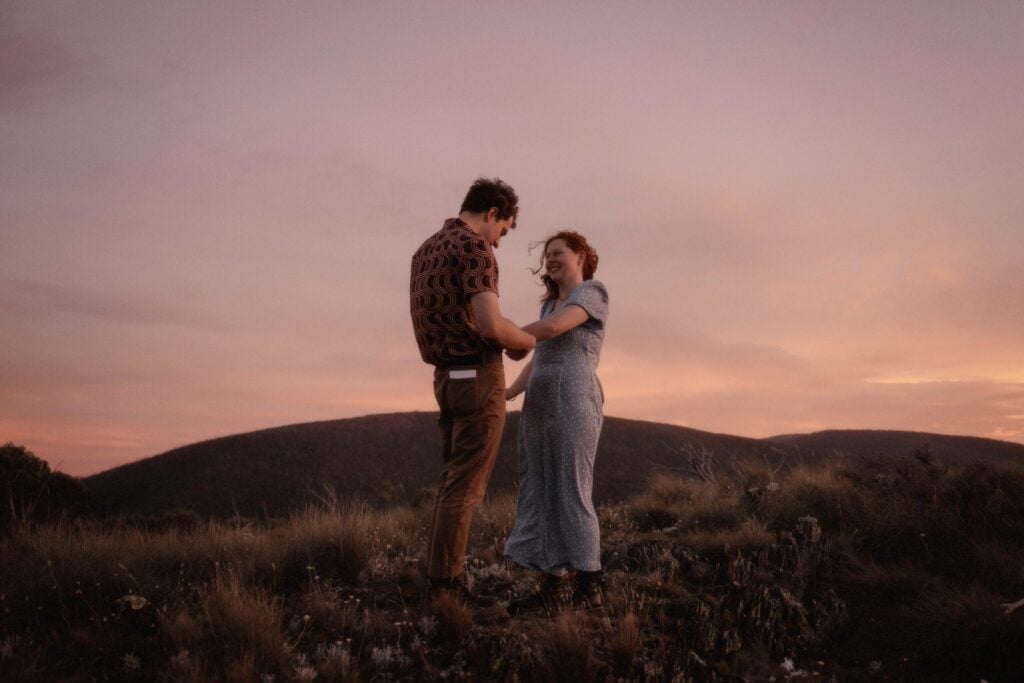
{"left": 427, "top": 574, "right": 507, "bottom": 623}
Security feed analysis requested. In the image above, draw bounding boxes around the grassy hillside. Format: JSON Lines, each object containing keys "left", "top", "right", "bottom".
{"left": 769, "top": 429, "right": 1024, "bottom": 467}
{"left": 4, "top": 451, "right": 1023, "bottom": 681}
{"left": 83, "top": 412, "right": 789, "bottom": 519}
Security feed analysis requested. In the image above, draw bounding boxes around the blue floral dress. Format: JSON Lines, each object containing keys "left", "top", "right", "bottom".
{"left": 504, "top": 280, "right": 609, "bottom": 573}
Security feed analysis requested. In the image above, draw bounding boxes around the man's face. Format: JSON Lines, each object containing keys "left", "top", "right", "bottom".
{"left": 483, "top": 209, "right": 516, "bottom": 249}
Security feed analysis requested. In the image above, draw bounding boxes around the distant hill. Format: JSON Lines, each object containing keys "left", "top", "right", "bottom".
{"left": 768, "top": 429, "right": 1024, "bottom": 467}
{"left": 83, "top": 412, "right": 783, "bottom": 519}
{"left": 82, "top": 415, "right": 1024, "bottom": 519}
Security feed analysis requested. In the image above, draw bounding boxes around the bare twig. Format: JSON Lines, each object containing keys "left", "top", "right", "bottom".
{"left": 1002, "top": 598, "right": 1024, "bottom": 615}
{"left": 649, "top": 441, "right": 717, "bottom": 483}
{"left": 761, "top": 451, "right": 786, "bottom": 482}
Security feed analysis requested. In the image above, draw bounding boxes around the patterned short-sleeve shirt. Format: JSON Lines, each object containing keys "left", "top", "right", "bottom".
{"left": 410, "top": 218, "right": 500, "bottom": 365}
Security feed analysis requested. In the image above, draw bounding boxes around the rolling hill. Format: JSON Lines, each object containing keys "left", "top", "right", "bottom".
{"left": 82, "top": 413, "right": 1024, "bottom": 519}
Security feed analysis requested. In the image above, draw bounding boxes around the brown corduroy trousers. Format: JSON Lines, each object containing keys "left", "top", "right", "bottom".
{"left": 427, "top": 360, "right": 506, "bottom": 579}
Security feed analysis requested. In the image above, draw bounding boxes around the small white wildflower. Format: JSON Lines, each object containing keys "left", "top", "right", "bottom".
{"left": 315, "top": 642, "right": 349, "bottom": 661}
{"left": 418, "top": 615, "right": 437, "bottom": 635}
{"left": 121, "top": 652, "right": 141, "bottom": 672}
{"left": 781, "top": 656, "right": 808, "bottom": 678}
{"left": 371, "top": 645, "right": 408, "bottom": 669}
{"left": 121, "top": 594, "right": 148, "bottom": 611}
{"left": 371, "top": 646, "right": 393, "bottom": 667}
{"left": 869, "top": 660, "right": 882, "bottom": 672}
{"left": 294, "top": 665, "right": 317, "bottom": 681}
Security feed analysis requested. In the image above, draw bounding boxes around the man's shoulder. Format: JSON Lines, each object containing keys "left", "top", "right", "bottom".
{"left": 412, "top": 225, "right": 448, "bottom": 259}
{"left": 417, "top": 224, "right": 492, "bottom": 261}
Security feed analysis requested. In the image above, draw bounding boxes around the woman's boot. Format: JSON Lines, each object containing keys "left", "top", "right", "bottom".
{"left": 574, "top": 569, "right": 604, "bottom": 608}
{"left": 508, "top": 572, "right": 574, "bottom": 614}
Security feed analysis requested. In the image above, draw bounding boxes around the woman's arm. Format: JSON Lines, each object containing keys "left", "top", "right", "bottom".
{"left": 470, "top": 291, "right": 536, "bottom": 352}
{"left": 506, "top": 357, "right": 535, "bottom": 401}
{"left": 522, "top": 304, "right": 589, "bottom": 341}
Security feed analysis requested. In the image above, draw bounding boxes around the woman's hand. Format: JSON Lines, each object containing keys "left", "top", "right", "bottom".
{"left": 505, "top": 357, "right": 533, "bottom": 403}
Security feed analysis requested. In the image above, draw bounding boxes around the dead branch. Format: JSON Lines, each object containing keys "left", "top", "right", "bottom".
{"left": 649, "top": 441, "right": 717, "bottom": 483}
{"left": 1002, "top": 598, "right": 1024, "bottom": 615}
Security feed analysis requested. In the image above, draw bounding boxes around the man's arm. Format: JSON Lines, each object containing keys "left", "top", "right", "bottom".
{"left": 471, "top": 291, "right": 535, "bottom": 352}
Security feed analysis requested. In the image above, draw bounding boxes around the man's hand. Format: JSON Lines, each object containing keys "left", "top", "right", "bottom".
{"left": 506, "top": 348, "right": 530, "bottom": 361}
{"left": 471, "top": 292, "right": 535, "bottom": 352}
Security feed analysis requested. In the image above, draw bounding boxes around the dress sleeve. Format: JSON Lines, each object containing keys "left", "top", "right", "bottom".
{"left": 567, "top": 280, "right": 609, "bottom": 328}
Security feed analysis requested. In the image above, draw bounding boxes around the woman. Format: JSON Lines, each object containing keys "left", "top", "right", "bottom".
{"left": 503, "top": 230, "right": 609, "bottom": 612}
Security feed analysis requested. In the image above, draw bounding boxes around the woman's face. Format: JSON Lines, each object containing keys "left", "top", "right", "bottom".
{"left": 545, "top": 238, "right": 583, "bottom": 284}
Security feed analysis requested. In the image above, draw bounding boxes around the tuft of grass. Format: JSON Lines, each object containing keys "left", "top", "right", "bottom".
{"left": 276, "top": 503, "right": 378, "bottom": 590}
{"left": 629, "top": 474, "right": 743, "bottom": 533}
{"left": 428, "top": 592, "right": 472, "bottom": 646}
{"left": 314, "top": 641, "right": 360, "bottom": 682}
{"left": 534, "top": 613, "right": 599, "bottom": 683}
{"left": 680, "top": 517, "right": 774, "bottom": 553}
{"left": 159, "top": 607, "right": 203, "bottom": 647}
{"left": 200, "top": 570, "right": 287, "bottom": 671}
{"left": 605, "top": 611, "right": 642, "bottom": 674}
{"left": 225, "top": 651, "right": 260, "bottom": 683}
{"left": 163, "top": 647, "right": 207, "bottom": 680}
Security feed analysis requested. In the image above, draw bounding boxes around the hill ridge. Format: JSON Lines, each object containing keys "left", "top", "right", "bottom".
{"left": 83, "top": 412, "right": 1024, "bottom": 519}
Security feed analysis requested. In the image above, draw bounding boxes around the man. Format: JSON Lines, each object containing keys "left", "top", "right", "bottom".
{"left": 410, "top": 177, "right": 535, "bottom": 600}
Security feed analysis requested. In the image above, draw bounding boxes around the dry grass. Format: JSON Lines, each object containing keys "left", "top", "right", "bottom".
{"left": 629, "top": 473, "right": 745, "bottom": 533}
{"left": 534, "top": 612, "right": 599, "bottom": 682}
{"left": 2, "top": 457, "right": 1023, "bottom": 680}
{"left": 201, "top": 570, "right": 286, "bottom": 665}
{"left": 428, "top": 591, "right": 473, "bottom": 646}
{"left": 605, "top": 611, "right": 642, "bottom": 674}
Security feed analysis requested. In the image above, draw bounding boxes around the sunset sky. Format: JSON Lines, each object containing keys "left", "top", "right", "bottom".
{"left": 3, "top": 1, "right": 1023, "bottom": 476}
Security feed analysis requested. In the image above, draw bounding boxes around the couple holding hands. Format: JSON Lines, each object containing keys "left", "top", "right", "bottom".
{"left": 410, "top": 177, "right": 608, "bottom": 614}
